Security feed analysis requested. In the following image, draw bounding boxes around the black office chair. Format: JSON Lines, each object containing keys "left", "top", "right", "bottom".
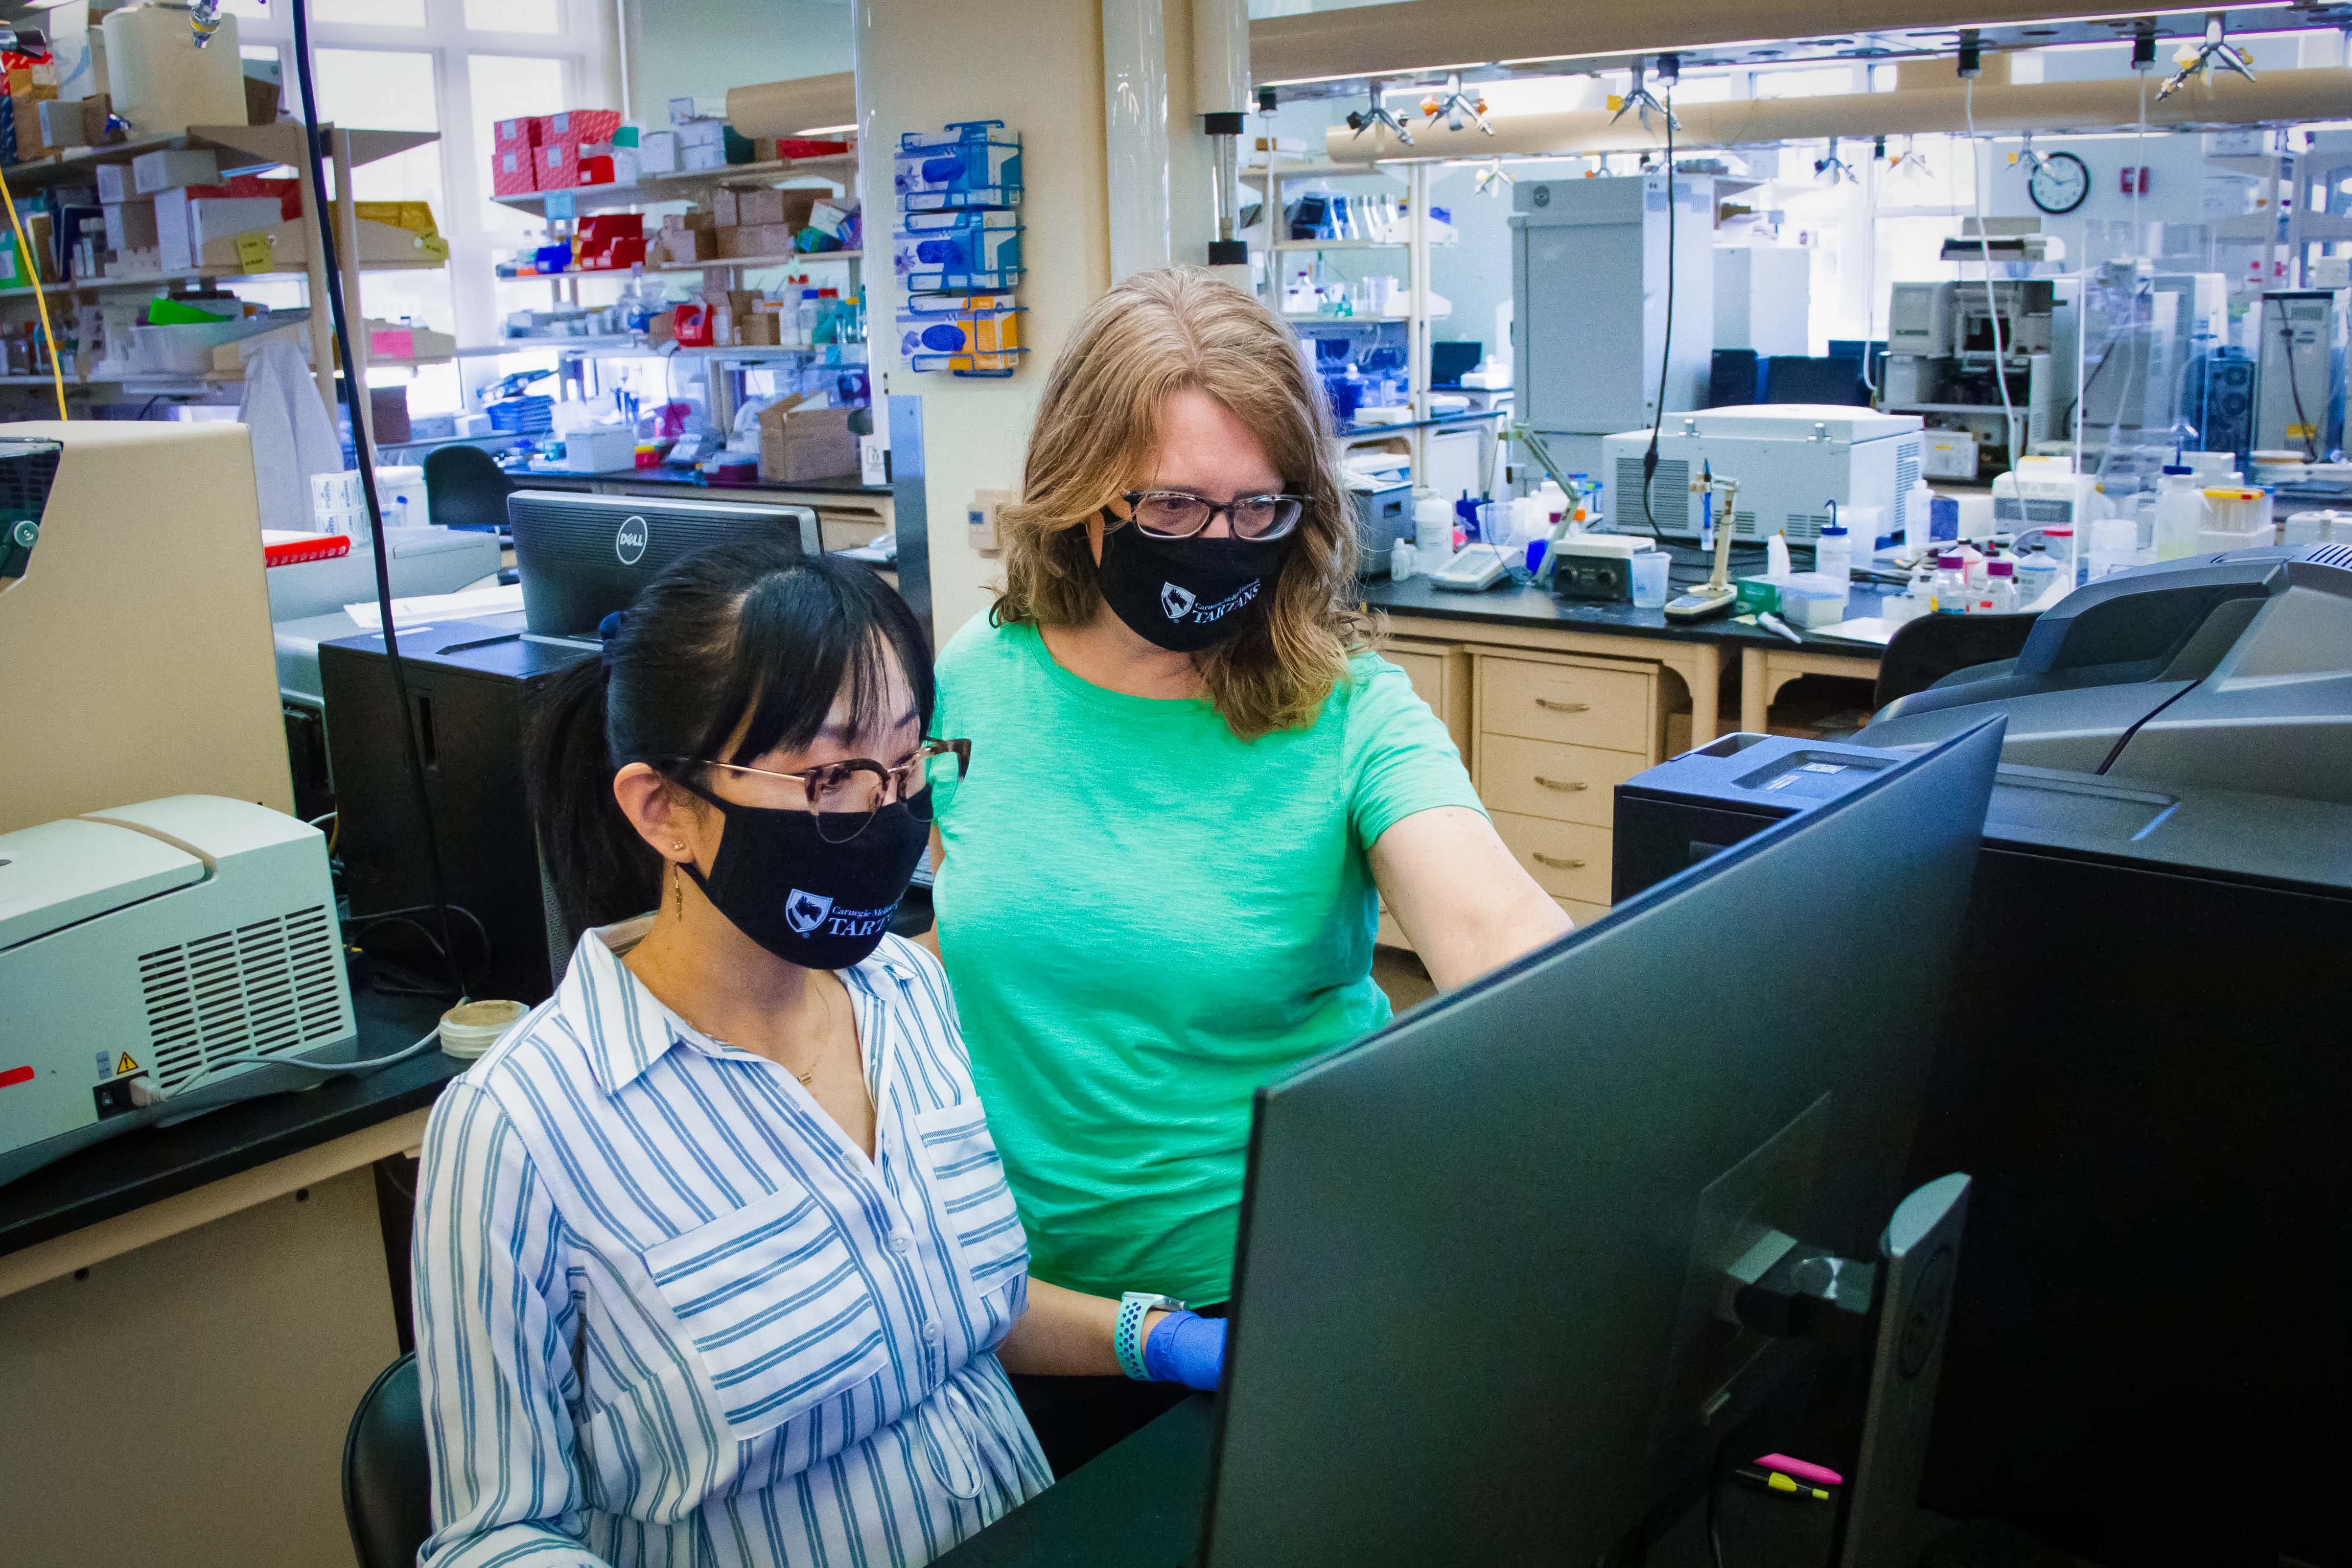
{"left": 344, "top": 1352, "right": 434, "bottom": 1568}
{"left": 1871, "top": 611, "right": 2040, "bottom": 711}
{"left": 424, "top": 445, "right": 518, "bottom": 534}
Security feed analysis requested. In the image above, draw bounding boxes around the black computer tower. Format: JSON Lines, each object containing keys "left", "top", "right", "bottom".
{"left": 1614, "top": 735, "right": 2352, "bottom": 1567}
{"left": 320, "top": 614, "right": 591, "bottom": 1004}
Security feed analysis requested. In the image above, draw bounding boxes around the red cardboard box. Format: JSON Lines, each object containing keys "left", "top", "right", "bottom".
{"left": 534, "top": 141, "right": 574, "bottom": 192}
{"left": 492, "top": 146, "right": 535, "bottom": 197}
{"left": 544, "top": 109, "right": 621, "bottom": 150}
{"left": 776, "top": 138, "right": 851, "bottom": 159}
{"left": 493, "top": 116, "right": 540, "bottom": 152}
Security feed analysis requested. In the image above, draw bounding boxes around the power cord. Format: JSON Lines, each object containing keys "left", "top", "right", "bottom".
{"left": 145, "top": 1022, "right": 444, "bottom": 1103}
{"left": 1963, "top": 79, "right": 2018, "bottom": 468}
{"left": 1638, "top": 77, "right": 1677, "bottom": 544}
{"left": 289, "top": 0, "right": 465, "bottom": 999}
{"left": 2272, "top": 295, "right": 2321, "bottom": 461}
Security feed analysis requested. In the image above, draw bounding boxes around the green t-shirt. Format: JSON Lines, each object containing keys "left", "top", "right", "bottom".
{"left": 929, "top": 615, "right": 1484, "bottom": 1302}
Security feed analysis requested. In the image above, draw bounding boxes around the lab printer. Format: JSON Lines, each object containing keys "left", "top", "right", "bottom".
{"left": 0, "top": 796, "right": 358, "bottom": 1186}
{"left": 1603, "top": 405, "right": 1925, "bottom": 545}
{"left": 1861, "top": 542, "right": 2352, "bottom": 803}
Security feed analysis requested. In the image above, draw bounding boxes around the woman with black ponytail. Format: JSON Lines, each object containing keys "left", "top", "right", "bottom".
{"left": 411, "top": 541, "right": 1225, "bottom": 1568}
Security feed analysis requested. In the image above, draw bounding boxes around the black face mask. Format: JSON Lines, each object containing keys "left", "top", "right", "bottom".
{"left": 1094, "top": 511, "right": 1288, "bottom": 653}
{"left": 675, "top": 779, "right": 928, "bottom": 969}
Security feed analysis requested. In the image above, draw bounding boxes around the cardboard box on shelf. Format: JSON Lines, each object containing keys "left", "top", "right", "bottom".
{"left": 103, "top": 199, "right": 158, "bottom": 253}
{"left": 759, "top": 400, "right": 858, "bottom": 483}
{"left": 8, "top": 65, "right": 61, "bottom": 162}
{"left": 535, "top": 142, "right": 573, "bottom": 191}
{"left": 676, "top": 117, "right": 728, "bottom": 151}
{"left": 494, "top": 116, "right": 539, "bottom": 152}
{"left": 670, "top": 96, "right": 724, "bottom": 126}
{"left": 738, "top": 312, "right": 780, "bottom": 347}
{"left": 354, "top": 201, "right": 438, "bottom": 236}
{"left": 37, "top": 94, "right": 112, "bottom": 150}
{"left": 662, "top": 211, "right": 718, "bottom": 233}
{"left": 491, "top": 146, "right": 534, "bottom": 198}
{"left": 156, "top": 192, "right": 286, "bottom": 273}
{"left": 682, "top": 143, "right": 728, "bottom": 173}
{"left": 95, "top": 162, "right": 130, "bottom": 203}
{"left": 711, "top": 187, "right": 740, "bottom": 227}
{"left": 716, "top": 223, "right": 798, "bottom": 259}
{"left": 132, "top": 146, "right": 223, "bottom": 195}
{"left": 655, "top": 227, "right": 718, "bottom": 265}
{"left": 545, "top": 109, "right": 622, "bottom": 149}
{"left": 638, "top": 130, "right": 679, "bottom": 175}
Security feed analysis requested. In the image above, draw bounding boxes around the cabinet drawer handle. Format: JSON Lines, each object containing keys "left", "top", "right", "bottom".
{"left": 1532, "top": 853, "right": 1588, "bottom": 870}
{"left": 1534, "top": 698, "right": 1590, "bottom": 713}
{"left": 1533, "top": 776, "right": 1588, "bottom": 792}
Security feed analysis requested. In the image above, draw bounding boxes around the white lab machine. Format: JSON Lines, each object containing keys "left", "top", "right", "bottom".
{"left": 1512, "top": 173, "right": 1716, "bottom": 475}
{"left": 2254, "top": 288, "right": 2348, "bottom": 458}
{"left": 264, "top": 523, "right": 503, "bottom": 622}
{"left": 1714, "top": 247, "right": 1811, "bottom": 358}
{"left": 0, "top": 796, "right": 359, "bottom": 1187}
{"left": 1602, "top": 405, "right": 1925, "bottom": 544}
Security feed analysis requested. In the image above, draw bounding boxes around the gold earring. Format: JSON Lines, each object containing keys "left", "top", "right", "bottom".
{"left": 670, "top": 845, "right": 688, "bottom": 917}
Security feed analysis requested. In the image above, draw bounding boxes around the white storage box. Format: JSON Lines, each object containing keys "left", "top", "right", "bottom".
{"left": 131, "top": 146, "right": 222, "bottom": 195}
{"left": 103, "top": 199, "right": 158, "bottom": 254}
{"left": 156, "top": 191, "right": 286, "bottom": 273}
{"left": 128, "top": 315, "right": 277, "bottom": 375}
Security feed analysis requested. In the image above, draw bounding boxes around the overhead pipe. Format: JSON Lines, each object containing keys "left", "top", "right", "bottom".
{"left": 1251, "top": 0, "right": 2297, "bottom": 86}
{"left": 1103, "top": 0, "right": 1177, "bottom": 280}
{"left": 1323, "top": 66, "right": 2352, "bottom": 161}
{"left": 725, "top": 72, "right": 860, "bottom": 139}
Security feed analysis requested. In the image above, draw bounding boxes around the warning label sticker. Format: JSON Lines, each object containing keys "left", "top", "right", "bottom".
{"left": 116, "top": 1052, "right": 140, "bottom": 1077}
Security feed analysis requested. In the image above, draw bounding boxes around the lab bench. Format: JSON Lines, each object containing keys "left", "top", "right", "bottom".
{"left": 0, "top": 990, "right": 463, "bottom": 1568}
{"left": 1361, "top": 575, "right": 1900, "bottom": 937}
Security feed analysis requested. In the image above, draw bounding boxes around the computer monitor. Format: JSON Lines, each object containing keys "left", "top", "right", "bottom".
{"left": 1199, "top": 719, "right": 2006, "bottom": 1568}
{"left": 1763, "top": 354, "right": 1872, "bottom": 407}
{"left": 507, "top": 491, "right": 821, "bottom": 637}
{"left": 1429, "top": 340, "right": 1481, "bottom": 387}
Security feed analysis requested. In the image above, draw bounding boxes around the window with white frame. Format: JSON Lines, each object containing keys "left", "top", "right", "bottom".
{"left": 204, "top": 0, "right": 615, "bottom": 415}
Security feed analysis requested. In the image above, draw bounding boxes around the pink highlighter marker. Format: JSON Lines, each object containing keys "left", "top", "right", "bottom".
{"left": 1755, "top": 1453, "right": 1844, "bottom": 1489}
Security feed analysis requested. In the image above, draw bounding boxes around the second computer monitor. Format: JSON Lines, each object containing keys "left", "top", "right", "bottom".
{"left": 508, "top": 490, "right": 822, "bottom": 638}
{"left": 1202, "top": 719, "right": 2006, "bottom": 1568}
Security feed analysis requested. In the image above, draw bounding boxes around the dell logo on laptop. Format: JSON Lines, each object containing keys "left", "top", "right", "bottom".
{"left": 615, "top": 515, "right": 650, "bottom": 565}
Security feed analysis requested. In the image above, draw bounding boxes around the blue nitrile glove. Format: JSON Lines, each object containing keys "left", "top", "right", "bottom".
{"left": 1141, "top": 1310, "right": 1226, "bottom": 1392}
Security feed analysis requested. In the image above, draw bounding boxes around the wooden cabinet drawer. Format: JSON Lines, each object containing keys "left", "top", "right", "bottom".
{"left": 1490, "top": 811, "right": 1612, "bottom": 904}
{"left": 1557, "top": 896, "right": 1609, "bottom": 927}
{"left": 1477, "top": 736, "right": 1646, "bottom": 828}
{"left": 1478, "top": 655, "right": 1656, "bottom": 753}
{"left": 1381, "top": 638, "right": 1472, "bottom": 757}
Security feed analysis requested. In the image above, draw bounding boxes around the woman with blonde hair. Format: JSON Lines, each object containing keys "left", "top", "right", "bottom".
{"left": 925, "top": 268, "right": 1568, "bottom": 1471}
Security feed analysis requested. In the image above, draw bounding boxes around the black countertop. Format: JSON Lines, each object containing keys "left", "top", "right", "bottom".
{"left": 0, "top": 989, "right": 464, "bottom": 1260}
{"left": 1363, "top": 568, "right": 1908, "bottom": 654}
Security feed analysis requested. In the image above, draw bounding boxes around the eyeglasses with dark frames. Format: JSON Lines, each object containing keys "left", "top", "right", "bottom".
{"left": 677, "top": 738, "right": 970, "bottom": 843}
{"left": 1120, "top": 490, "right": 1306, "bottom": 541}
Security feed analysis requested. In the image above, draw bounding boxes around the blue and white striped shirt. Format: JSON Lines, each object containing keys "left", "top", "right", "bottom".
{"left": 413, "top": 922, "right": 1051, "bottom": 1568}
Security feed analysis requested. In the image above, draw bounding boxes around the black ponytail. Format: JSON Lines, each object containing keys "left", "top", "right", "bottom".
{"left": 525, "top": 542, "right": 932, "bottom": 936}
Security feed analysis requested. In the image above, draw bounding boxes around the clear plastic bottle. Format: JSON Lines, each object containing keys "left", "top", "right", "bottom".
{"left": 1390, "top": 538, "right": 1418, "bottom": 581}
{"left": 2014, "top": 542, "right": 2062, "bottom": 608}
{"left": 2152, "top": 465, "right": 2207, "bottom": 560}
{"left": 1814, "top": 521, "right": 1851, "bottom": 583}
{"left": 795, "top": 288, "right": 820, "bottom": 349}
{"left": 1985, "top": 559, "right": 2019, "bottom": 613}
{"left": 1413, "top": 494, "right": 1453, "bottom": 558}
{"left": 1766, "top": 531, "right": 1792, "bottom": 578}
{"left": 2088, "top": 516, "right": 2138, "bottom": 580}
{"left": 1931, "top": 552, "right": 1969, "bottom": 614}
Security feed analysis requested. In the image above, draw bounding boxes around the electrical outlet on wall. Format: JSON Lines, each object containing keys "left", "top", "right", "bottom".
{"left": 969, "top": 489, "right": 1010, "bottom": 554}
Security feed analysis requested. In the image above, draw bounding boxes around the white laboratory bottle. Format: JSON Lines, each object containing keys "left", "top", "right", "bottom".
{"left": 1534, "top": 480, "right": 1568, "bottom": 536}
{"left": 1954, "top": 542, "right": 1986, "bottom": 590}
{"left": 1907, "top": 478, "right": 1935, "bottom": 552}
{"left": 2014, "top": 544, "right": 2061, "bottom": 608}
{"left": 1930, "top": 553, "right": 1969, "bottom": 614}
{"left": 1391, "top": 538, "right": 1418, "bottom": 581}
{"left": 1767, "top": 531, "right": 1792, "bottom": 578}
{"left": 1413, "top": 495, "right": 1453, "bottom": 558}
{"left": 1814, "top": 522, "right": 1851, "bottom": 583}
{"left": 1985, "top": 560, "right": 2018, "bottom": 613}
{"left": 1886, "top": 563, "right": 1934, "bottom": 623}
{"left": 2153, "top": 466, "right": 2207, "bottom": 561}
{"left": 2088, "top": 516, "right": 2138, "bottom": 580}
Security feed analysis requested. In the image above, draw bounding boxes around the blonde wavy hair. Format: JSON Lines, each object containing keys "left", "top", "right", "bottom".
{"left": 993, "top": 267, "right": 1368, "bottom": 740}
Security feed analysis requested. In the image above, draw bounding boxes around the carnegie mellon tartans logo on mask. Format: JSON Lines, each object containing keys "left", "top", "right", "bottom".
{"left": 1161, "top": 579, "right": 1259, "bottom": 624}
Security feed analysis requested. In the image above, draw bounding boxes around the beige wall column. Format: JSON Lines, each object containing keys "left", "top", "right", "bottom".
{"left": 855, "top": 0, "right": 1115, "bottom": 643}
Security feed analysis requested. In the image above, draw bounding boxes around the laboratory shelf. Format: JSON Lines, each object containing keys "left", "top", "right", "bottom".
{"left": 0, "top": 257, "right": 447, "bottom": 301}
{"left": 1270, "top": 238, "right": 1410, "bottom": 251}
{"left": 647, "top": 249, "right": 862, "bottom": 273}
{"left": 495, "top": 154, "right": 857, "bottom": 216}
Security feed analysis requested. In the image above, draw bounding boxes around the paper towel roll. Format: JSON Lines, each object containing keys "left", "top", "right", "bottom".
{"left": 725, "top": 72, "right": 857, "bottom": 140}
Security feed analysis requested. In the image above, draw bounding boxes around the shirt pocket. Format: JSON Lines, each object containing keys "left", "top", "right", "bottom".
{"left": 912, "top": 1102, "right": 1030, "bottom": 1299}
{"left": 641, "top": 1181, "right": 891, "bottom": 1442}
